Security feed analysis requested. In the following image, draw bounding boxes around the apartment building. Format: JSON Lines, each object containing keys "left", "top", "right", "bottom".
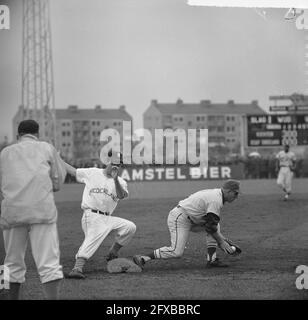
{"left": 143, "top": 99, "right": 265, "bottom": 156}
{"left": 13, "top": 105, "right": 133, "bottom": 161}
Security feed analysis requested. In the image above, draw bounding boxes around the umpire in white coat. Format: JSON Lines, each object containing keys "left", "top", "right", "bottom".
{"left": 0, "top": 120, "right": 66, "bottom": 299}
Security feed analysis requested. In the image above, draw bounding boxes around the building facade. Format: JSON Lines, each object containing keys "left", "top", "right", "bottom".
{"left": 143, "top": 99, "right": 266, "bottom": 159}
{"left": 13, "top": 105, "right": 133, "bottom": 161}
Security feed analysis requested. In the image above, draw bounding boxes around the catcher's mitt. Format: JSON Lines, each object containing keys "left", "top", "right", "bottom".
{"left": 106, "top": 258, "right": 142, "bottom": 273}
{"left": 224, "top": 238, "right": 242, "bottom": 256}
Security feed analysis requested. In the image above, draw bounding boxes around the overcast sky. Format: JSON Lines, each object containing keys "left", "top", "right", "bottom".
{"left": 0, "top": 0, "right": 306, "bottom": 141}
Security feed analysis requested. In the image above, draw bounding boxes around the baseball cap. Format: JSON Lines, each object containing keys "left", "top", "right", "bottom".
{"left": 18, "top": 119, "right": 39, "bottom": 135}
{"left": 108, "top": 150, "right": 124, "bottom": 166}
{"left": 222, "top": 179, "right": 240, "bottom": 193}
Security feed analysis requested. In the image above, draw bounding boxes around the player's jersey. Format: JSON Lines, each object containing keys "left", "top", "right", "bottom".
{"left": 76, "top": 168, "right": 128, "bottom": 215}
{"left": 276, "top": 150, "right": 296, "bottom": 168}
{"left": 178, "top": 188, "right": 223, "bottom": 225}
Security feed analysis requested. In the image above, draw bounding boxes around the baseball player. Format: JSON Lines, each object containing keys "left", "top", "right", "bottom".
{"left": 0, "top": 120, "right": 66, "bottom": 299}
{"left": 133, "top": 180, "right": 241, "bottom": 269}
{"left": 64, "top": 152, "right": 136, "bottom": 279}
{"left": 275, "top": 144, "right": 296, "bottom": 201}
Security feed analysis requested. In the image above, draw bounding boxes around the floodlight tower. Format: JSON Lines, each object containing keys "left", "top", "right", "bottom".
{"left": 21, "top": 0, "right": 57, "bottom": 146}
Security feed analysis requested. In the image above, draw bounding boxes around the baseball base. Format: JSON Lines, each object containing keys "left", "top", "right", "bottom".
{"left": 106, "top": 258, "right": 143, "bottom": 273}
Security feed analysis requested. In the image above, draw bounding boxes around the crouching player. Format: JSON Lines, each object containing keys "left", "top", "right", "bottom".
{"left": 133, "top": 180, "right": 241, "bottom": 269}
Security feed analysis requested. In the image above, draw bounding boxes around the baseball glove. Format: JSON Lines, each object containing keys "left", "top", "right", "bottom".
{"left": 224, "top": 238, "right": 242, "bottom": 256}
{"left": 106, "top": 258, "right": 142, "bottom": 273}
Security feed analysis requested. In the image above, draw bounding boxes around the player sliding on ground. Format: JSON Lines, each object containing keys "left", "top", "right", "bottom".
{"left": 133, "top": 179, "right": 241, "bottom": 269}
{"left": 64, "top": 151, "right": 136, "bottom": 279}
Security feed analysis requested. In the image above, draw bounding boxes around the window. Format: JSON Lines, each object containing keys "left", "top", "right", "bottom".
{"left": 226, "top": 116, "right": 230, "bottom": 121}
{"left": 62, "top": 143, "right": 66, "bottom": 147}
{"left": 231, "top": 127, "right": 235, "bottom": 132}
{"left": 62, "top": 123, "right": 66, "bottom": 127}
{"left": 97, "top": 121, "right": 100, "bottom": 126}
{"left": 92, "top": 121, "right": 96, "bottom": 126}
{"left": 62, "top": 132, "right": 66, "bottom": 137}
{"left": 196, "top": 116, "right": 200, "bottom": 121}
{"left": 67, "top": 131, "right": 71, "bottom": 137}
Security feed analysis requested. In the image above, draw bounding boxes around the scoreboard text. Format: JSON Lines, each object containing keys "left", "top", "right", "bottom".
{"left": 247, "top": 114, "right": 308, "bottom": 146}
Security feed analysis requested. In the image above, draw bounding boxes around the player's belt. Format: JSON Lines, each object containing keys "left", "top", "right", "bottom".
{"left": 91, "top": 209, "right": 110, "bottom": 216}
{"left": 176, "top": 205, "right": 193, "bottom": 222}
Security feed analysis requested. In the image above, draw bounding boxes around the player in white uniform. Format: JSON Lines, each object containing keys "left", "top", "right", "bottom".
{"left": 65, "top": 152, "right": 136, "bottom": 279}
{"left": 275, "top": 145, "right": 296, "bottom": 201}
{"left": 133, "top": 180, "right": 240, "bottom": 269}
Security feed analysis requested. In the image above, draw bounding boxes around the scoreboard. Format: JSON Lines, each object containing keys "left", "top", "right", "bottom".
{"left": 247, "top": 114, "right": 308, "bottom": 147}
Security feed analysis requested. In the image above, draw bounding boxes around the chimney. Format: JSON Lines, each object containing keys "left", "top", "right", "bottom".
{"left": 251, "top": 100, "right": 258, "bottom": 106}
{"left": 68, "top": 105, "right": 78, "bottom": 112}
{"left": 95, "top": 105, "right": 102, "bottom": 111}
{"left": 228, "top": 100, "right": 234, "bottom": 105}
{"left": 151, "top": 99, "right": 158, "bottom": 106}
{"left": 200, "top": 100, "right": 211, "bottom": 106}
{"left": 176, "top": 98, "right": 183, "bottom": 105}
{"left": 119, "top": 105, "right": 125, "bottom": 111}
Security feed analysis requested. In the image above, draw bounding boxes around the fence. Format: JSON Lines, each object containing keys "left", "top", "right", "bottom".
{"left": 63, "top": 158, "right": 308, "bottom": 183}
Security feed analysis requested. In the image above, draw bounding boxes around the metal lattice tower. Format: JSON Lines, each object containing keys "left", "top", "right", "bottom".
{"left": 21, "top": 0, "right": 57, "bottom": 146}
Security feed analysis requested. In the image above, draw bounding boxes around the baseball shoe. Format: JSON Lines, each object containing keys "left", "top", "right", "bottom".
{"left": 206, "top": 258, "right": 229, "bottom": 268}
{"left": 106, "top": 252, "right": 118, "bottom": 262}
{"left": 66, "top": 268, "right": 86, "bottom": 279}
{"left": 133, "top": 255, "right": 146, "bottom": 269}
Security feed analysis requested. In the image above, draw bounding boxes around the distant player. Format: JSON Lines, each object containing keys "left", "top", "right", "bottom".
{"left": 133, "top": 180, "right": 241, "bottom": 269}
{"left": 275, "top": 144, "right": 296, "bottom": 201}
{"left": 64, "top": 152, "right": 136, "bottom": 279}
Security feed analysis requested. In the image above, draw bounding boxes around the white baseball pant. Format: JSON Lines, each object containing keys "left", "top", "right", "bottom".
{"left": 76, "top": 209, "right": 136, "bottom": 260}
{"left": 153, "top": 206, "right": 220, "bottom": 259}
{"left": 277, "top": 167, "right": 293, "bottom": 193}
{"left": 3, "top": 223, "right": 63, "bottom": 284}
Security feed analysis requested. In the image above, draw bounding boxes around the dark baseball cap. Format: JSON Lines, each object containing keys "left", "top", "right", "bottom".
{"left": 18, "top": 119, "right": 39, "bottom": 135}
{"left": 108, "top": 150, "right": 124, "bottom": 166}
{"left": 222, "top": 179, "right": 240, "bottom": 192}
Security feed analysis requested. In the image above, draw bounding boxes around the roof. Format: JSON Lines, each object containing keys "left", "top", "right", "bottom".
{"left": 55, "top": 106, "right": 132, "bottom": 121}
{"left": 151, "top": 101, "right": 266, "bottom": 115}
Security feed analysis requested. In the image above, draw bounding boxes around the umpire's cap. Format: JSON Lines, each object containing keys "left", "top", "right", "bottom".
{"left": 18, "top": 119, "right": 39, "bottom": 136}
{"left": 222, "top": 179, "right": 240, "bottom": 192}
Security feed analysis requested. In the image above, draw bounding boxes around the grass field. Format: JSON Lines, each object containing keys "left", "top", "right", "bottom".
{"left": 1, "top": 179, "right": 308, "bottom": 300}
